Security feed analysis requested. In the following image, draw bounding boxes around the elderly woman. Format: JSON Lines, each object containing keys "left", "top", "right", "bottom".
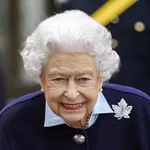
{"left": 0, "top": 10, "right": 150, "bottom": 150}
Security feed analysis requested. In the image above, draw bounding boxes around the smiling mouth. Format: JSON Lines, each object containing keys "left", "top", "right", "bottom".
{"left": 62, "top": 103, "right": 83, "bottom": 110}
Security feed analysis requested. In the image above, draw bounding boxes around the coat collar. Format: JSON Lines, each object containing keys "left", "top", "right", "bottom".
{"left": 44, "top": 92, "right": 113, "bottom": 127}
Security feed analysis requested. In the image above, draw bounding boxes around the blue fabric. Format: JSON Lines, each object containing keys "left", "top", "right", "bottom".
{"left": 44, "top": 92, "right": 113, "bottom": 127}
{"left": 0, "top": 83, "right": 150, "bottom": 150}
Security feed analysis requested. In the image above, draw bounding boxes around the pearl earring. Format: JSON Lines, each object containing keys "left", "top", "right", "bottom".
{"left": 99, "top": 88, "right": 103, "bottom": 92}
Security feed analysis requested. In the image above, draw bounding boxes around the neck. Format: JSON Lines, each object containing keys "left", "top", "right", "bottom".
{"left": 68, "top": 120, "right": 84, "bottom": 129}
{"left": 67, "top": 114, "right": 91, "bottom": 129}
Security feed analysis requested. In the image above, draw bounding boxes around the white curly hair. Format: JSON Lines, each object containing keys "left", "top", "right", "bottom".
{"left": 20, "top": 10, "right": 120, "bottom": 83}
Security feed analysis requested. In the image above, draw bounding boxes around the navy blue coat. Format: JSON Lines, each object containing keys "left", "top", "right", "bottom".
{"left": 0, "top": 84, "right": 150, "bottom": 150}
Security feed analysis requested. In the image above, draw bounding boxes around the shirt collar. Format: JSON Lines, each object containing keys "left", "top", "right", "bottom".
{"left": 44, "top": 92, "right": 113, "bottom": 127}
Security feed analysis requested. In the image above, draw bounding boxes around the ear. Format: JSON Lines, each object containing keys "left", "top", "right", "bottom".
{"left": 39, "top": 73, "right": 45, "bottom": 90}
{"left": 97, "top": 75, "right": 103, "bottom": 91}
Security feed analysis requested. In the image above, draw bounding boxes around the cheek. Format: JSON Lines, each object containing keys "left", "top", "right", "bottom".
{"left": 80, "top": 79, "right": 100, "bottom": 98}
{"left": 44, "top": 80, "right": 64, "bottom": 102}
{"left": 44, "top": 82, "right": 60, "bottom": 114}
{"left": 44, "top": 80, "right": 55, "bottom": 90}
{"left": 93, "top": 77, "right": 101, "bottom": 90}
{"left": 84, "top": 80, "right": 99, "bottom": 92}
{"left": 46, "top": 100, "right": 60, "bottom": 116}
{"left": 83, "top": 80, "right": 100, "bottom": 110}
{"left": 44, "top": 80, "right": 62, "bottom": 95}
{"left": 94, "top": 81, "right": 99, "bottom": 89}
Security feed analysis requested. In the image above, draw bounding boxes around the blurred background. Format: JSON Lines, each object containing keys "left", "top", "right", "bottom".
{"left": 0, "top": 0, "right": 150, "bottom": 110}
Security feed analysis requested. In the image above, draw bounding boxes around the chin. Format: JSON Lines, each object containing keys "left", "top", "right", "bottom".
{"left": 62, "top": 114, "right": 84, "bottom": 124}
{"left": 64, "top": 116, "right": 83, "bottom": 122}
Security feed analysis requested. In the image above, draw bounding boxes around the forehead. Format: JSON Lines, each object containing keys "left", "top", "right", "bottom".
{"left": 45, "top": 52, "right": 97, "bottom": 73}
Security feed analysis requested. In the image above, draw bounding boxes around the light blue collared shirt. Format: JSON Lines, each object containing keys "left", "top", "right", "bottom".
{"left": 44, "top": 92, "right": 113, "bottom": 128}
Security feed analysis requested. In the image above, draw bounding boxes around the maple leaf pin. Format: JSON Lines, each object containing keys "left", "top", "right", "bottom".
{"left": 112, "top": 98, "right": 132, "bottom": 120}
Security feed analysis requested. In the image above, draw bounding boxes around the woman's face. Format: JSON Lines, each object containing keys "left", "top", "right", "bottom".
{"left": 40, "top": 52, "right": 102, "bottom": 128}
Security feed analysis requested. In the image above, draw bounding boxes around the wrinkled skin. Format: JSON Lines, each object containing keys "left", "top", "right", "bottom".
{"left": 40, "top": 52, "right": 102, "bottom": 128}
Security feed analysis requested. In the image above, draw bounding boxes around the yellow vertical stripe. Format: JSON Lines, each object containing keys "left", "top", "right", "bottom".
{"left": 91, "top": 0, "right": 138, "bottom": 26}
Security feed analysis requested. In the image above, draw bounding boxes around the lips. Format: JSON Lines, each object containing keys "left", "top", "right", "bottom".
{"left": 62, "top": 103, "right": 83, "bottom": 110}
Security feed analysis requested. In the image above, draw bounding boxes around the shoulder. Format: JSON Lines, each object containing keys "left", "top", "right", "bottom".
{"left": 103, "top": 83, "right": 150, "bottom": 100}
{"left": 0, "top": 90, "right": 45, "bottom": 125}
{"left": 0, "top": 91, "right": 45, "bottom": 149}
{"left": 102, "top": 84, "right": 150, "bottom": 147}
{"left": 102, "top": 83, "right": 150, "bottom": 110}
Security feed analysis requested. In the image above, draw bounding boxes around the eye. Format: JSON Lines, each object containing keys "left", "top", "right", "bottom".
{"left": 78, "top": 77, "right": 90, "bottom": 82}
{"left": 53, "top": 78, "right": 66, "bottom": 82}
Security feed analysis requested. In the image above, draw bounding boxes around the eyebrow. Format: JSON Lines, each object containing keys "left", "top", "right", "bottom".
{"left": 75, "top": 69, "right": 94, "bottom": 76}
{"left": 48, "top": 68, "right": 95, "bottom": 77}
{"left": 48, "top": 71, "right": 68, "bottom": 77}
{"left": 48, "top": 68, "right": 70, "bottom": 76}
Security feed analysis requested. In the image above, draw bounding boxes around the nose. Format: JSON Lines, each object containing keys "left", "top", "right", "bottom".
{"left": 64, "top": 79, "right": 79, "bottom": 100}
